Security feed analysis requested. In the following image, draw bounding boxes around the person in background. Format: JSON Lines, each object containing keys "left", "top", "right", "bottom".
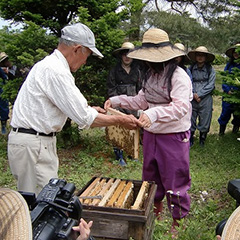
{"left": 174, "top": 43, "right": 192, "bottom": 81}
{"left": 218, "top": 43, "right": 240, "bottom": 135}
{"left": 0, "top": 52, "right": 23, "bottom": 134}
{"left": 187, "top": 46, "right": 216, "bottom": 147}
{"left": 104, "top": 28, "right": 192, "bottom": 237}
{"left": 107, "top": 42, "right": 142, "bottom": 166}
{"left": 8, "top": 23, "right": 142, "bottom": 196}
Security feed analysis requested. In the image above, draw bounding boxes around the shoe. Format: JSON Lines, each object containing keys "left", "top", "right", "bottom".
{"left": 154, "top": 201, "right": 163, "bottom": 220}
{"left": 200, "top": 132, "right": 207, "bottom": 147}
{"left": 219, "top": 124, "right": 226, "bottom": 136}
{"left": 232, "top": 125, "right": 239, "bottom": 134}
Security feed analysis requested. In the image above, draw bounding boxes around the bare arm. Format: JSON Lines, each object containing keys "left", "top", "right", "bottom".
{"left": 90, "top": 113, "right": 142, "bottom": 129}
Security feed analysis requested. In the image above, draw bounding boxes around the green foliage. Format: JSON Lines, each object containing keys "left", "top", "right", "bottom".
{"left": 213, "top": 54, "right": 227, "bottom": 65}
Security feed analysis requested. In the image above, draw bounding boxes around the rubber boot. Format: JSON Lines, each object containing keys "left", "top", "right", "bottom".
{"left": 232, "top": 125, "right": 239, "bottom": 134}
{"left": 219, "top": 124, "right": 226, "bottom": 136}
{"left": 199, "top": 132, "right": 207, "bottom": 147}
{"left": 1, "top": 120, "right": 6, "bottom": 135}
{"left": 118, "top": 149, "right": 127, "bottom": 166}
{"left": 190, "top": 131, "right": 195, "bottom": 147}
{"left": 154, "top": 201, "right": 163, "bottom": 220}
{"left": 171, "top": 219, "right": 180, "bottom": 239}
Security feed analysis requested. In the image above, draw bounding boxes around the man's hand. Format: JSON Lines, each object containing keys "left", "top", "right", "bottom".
{"left": 120, "top": 115, "right": 143, "bottom": 130}
{"left": 92, "top": 106, "right": 106, "bottom": 114}
{"left": 139, "top": 113, "right": 151, "bottom": 128}
{"left": 193, "top": 93, "right": 201, "bottom": 103}
{"left": 73, "top": 218, "right": 93, "bottom": 240}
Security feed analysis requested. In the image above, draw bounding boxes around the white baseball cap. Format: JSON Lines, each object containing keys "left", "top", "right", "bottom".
{"left": 61, "top": 23, "right": 104, "bottom": 58}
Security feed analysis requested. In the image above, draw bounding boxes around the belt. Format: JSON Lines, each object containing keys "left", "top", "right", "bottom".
{"left": 12, "top": 128, "right": 56, "bottom": 137}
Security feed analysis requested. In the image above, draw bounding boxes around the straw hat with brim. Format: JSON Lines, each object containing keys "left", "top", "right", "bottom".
{"left": 0, "top": 52, "right": 8, "bottom": 63}
{"left": 112, "top": 42, "right": 135, "bottom": 58}
{"left": 188, "top": 46, "right": 215, "bottom": 63}
{"left": 0, "top": 188, "right": 32, "bottom": 240}
{"left": 127, "top": 28, "right": 185, "bottom": 63}
{"left": 225, "top": 43, "right": 240, "bottom": 58}
{"left": 221, "top": 205, "right": 240, "bottom": 240}
{"left": 174, "top": 43, "right": 191, "bottom": 64}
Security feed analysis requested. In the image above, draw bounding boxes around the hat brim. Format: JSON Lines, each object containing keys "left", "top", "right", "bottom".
{"left": 188, "top": 51, "right": 215, "bottom": 63}
{"left": 127, "top": 46, "right": 186, "bottom": 63}
{"left": 112, "top": 48, "right": 133, "bottom": 58}
{"left": 89, "top": 46, "right": 103, "bottom": 58}
{"left": 0, "top": 188, "right": 32, "bottom": 240}
{"left": 0, "top": 56, "right": 8, "bottom": 63}
{"left": 221, "top": 205, "right": 240, "bottom": 240}
{"left": 225, "top": 47, "right": 235, "bottom": 58}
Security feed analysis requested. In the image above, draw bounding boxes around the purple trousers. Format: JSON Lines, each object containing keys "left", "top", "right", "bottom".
{"left": 142, "top": 130, "right": 191, "bottom": 219}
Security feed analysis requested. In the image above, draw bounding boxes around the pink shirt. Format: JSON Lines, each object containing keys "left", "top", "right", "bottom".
{"left": 110, "top": 66, "right": 193, "bottom": 134}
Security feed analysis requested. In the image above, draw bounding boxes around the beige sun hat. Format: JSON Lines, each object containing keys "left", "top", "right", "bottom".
{"left": 0, "top": 188, "right": 32, "bottom": 240}
{"left": 127, "top": 28, "right": 185, "bottom": 62}
{"left": 174, "top": 43, "right": 191, "bottom": 63}
{"left": 225, "top": 43, "right": 240, "bottom": 58}
{"left": 187, "top": 46, "right": 215, "bottom": 63}
{"left": 221, "top": 205, "right": 240, "bottom": 240}
{"left": 112, "top": 42, "right": 135, "bottom": 57}
{"left": 0, "top": 52, "right": 8, "bottom": 63}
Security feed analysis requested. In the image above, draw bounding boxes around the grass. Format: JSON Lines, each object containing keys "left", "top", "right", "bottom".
{"left": 1, "top": 65, "right": 240, "bottom": 239}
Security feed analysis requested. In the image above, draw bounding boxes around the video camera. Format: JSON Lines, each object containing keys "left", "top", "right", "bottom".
{"left": 216, "top": 179, "right": 240, "bottom": 236}
{"left": 20, "top": 178, "right": 82, "bottom": 240}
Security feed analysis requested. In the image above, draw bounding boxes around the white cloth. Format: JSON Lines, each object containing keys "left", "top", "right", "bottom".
{"left": 8, "top": 130, "right": 58, "bottom": 195}
{"left": 11, "top": 49, "right": 98, "bottom": 134}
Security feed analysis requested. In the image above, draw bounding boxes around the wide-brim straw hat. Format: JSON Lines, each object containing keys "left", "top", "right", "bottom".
{"left": 0, "top": 188, "right": 32, "bottom": 240}
{"left": 187, "top": 46, "right": 215, "bottom": 63}
{"left": 225, "top": 43, "right": 240, "bottom": 58}
{"left": 112, "top": 42, "right": 135, "bottom": 57}
{"left": 174, "top": 43, "right": 191, "bottom": 64}
{"left": 221, "top": 205, "right": 240, "bottom": 240}
{"left": 0, "top": 52, "right": 8, "bottom": 63}
{"left": 127, "top": 28, "right": 185, "bottom": 63}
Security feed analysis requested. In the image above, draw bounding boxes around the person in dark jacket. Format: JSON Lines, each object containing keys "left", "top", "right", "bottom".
{"left": 187, "top": 46, "right": 216, "bottom": 147}
{"left": 107, "top": 42, "right": 142, "bottom": 166}
{"left": 218, "top": 43, "right": 240, "bottom": 135}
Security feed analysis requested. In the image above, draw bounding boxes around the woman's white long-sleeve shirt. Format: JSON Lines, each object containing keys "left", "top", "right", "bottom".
{"left": 11, "top": 49, "right": 98, "bottom": 134}
{"left": 110, "top": 66, "right": 193, "bottom": 134}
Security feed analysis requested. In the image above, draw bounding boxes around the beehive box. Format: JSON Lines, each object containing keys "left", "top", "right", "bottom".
{"left": 77, "top": 177, "right": 157, "bottom": 240}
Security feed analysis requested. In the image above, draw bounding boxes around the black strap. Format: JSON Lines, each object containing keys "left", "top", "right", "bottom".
{"left": 13, "top": 128, "right": 56, "bottom": 137}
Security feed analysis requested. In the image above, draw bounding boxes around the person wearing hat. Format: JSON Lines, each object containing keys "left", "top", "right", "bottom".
{"left": 107, "top": 42, "right": 143, "bottom": 166}
{"left": 104, "top": 28, "right": 192, "bottom": 236}
{"left": 187, "top": 46, "right": 216, "bottom": 147}
{"left": 218, "top": 43, "right": 240, "bottom": 135}
{"left": 8, "top": 22, "right": 142, "bottom": 195}
{"left": 174, "top": 43, "right": 192, "bottom": 80}
{"left": 0, "top": 188, "right": 93, "bottom": 240}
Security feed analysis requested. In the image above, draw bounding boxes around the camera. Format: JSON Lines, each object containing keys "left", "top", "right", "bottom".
{"left": 215, "top": 179, "right": 240, "bottom": 236}
{"left": 20, "top": 178, "right": 82, "bottom": 240}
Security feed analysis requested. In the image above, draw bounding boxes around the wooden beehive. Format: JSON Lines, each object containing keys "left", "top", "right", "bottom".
{"left": 105, "top": 108, "right": 140, "bottom": 160}
{"left": 77, "top": 177, "right": 157, "bottom": 240}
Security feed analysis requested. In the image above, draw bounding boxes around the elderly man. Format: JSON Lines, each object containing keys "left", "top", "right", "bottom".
{"left": 8, "top": 23, "right": 142, "bottom": 195}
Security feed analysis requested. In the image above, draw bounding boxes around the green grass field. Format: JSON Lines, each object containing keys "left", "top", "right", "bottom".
{"left": 1, "top": 65, "right": 240, "bottom": 239}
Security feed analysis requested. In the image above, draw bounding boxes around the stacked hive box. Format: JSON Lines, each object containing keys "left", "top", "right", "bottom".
{"left": 78, "top": 177, "right": 157, "bottom": 240}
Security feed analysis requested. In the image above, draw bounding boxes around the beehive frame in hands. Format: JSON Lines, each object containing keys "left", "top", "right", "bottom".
{"left": 105, "top": 107, "right": 140, "bottom": 160}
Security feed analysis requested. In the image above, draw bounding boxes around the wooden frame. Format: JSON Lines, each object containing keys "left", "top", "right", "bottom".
{"left": 105, "top": 108, "right": 140, "bottom": 160}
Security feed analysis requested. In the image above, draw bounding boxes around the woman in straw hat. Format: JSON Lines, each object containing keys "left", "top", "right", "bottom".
{"left": 107, "top": 42, "right": 143, "bottom": 166}
{"left": 0, "top": 187, "right": 93, "bottom": 240}
{"left": 104, "top": 28, "right": 192, "bottom": 235}
{"left": 187, "top": 46, "right": 216, "bottom": 147}
{"left": 218, "top": 43, "right": 240, "bottom": 136}
{"left": 174, "top": 43, "right": 192, "bottom": 80}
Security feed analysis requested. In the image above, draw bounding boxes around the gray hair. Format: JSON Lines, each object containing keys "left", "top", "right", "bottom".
{"left": 59, "top": 38, "right": 78, "bottom": 46}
